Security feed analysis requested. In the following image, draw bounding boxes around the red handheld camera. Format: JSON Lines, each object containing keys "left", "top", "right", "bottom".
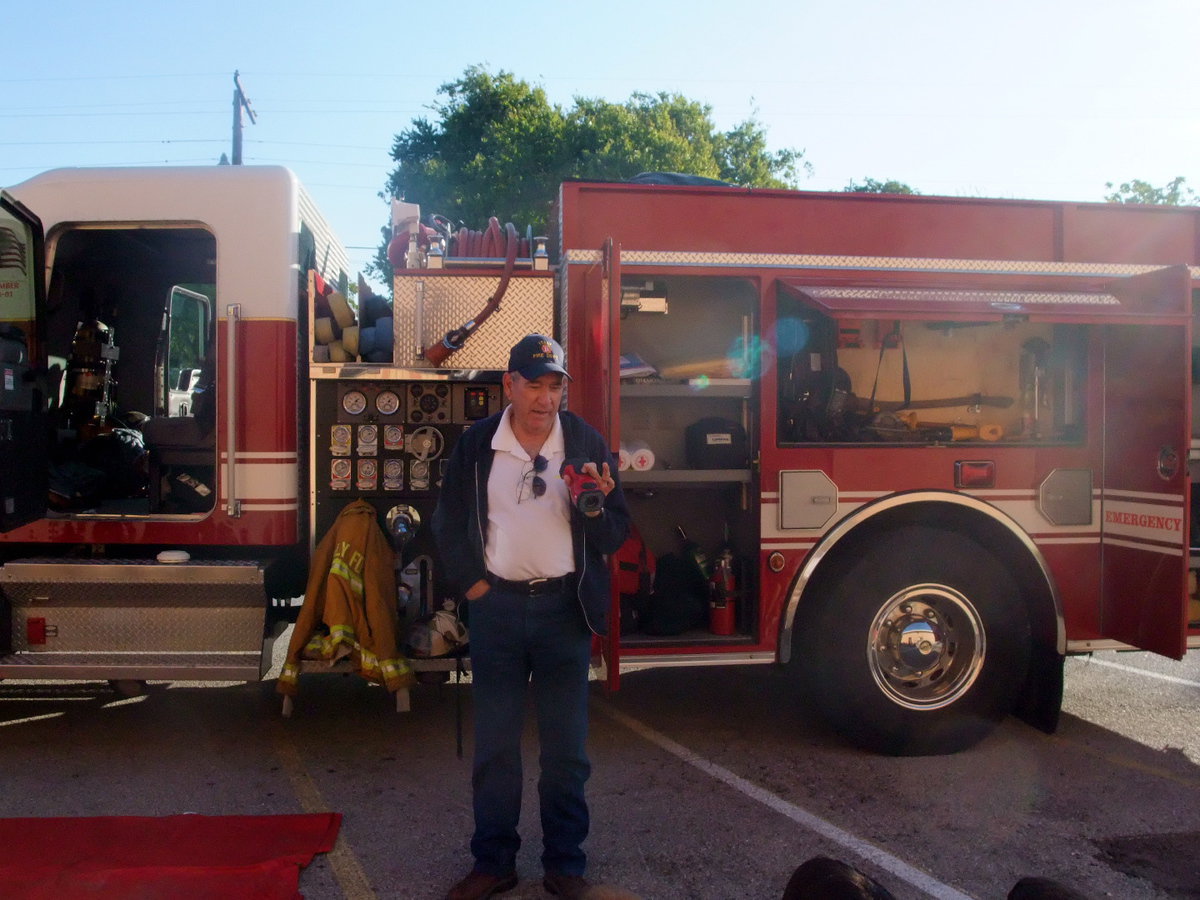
{"left": 560, "top": 459, "right": 605, "bottom": 514}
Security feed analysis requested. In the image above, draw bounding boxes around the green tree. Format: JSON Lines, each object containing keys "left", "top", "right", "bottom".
{"left": 1104, "top": 176, "right": 1197, "bottom": 205}
{"left": 567, "top": 94, "right": 808, "bottom": 188}
{"left": 568, "top": 93, "right": 720, "bottom": 183}
{"left": 384, "top": 67, "right": 569, "bottom": 235}
{"left": 374, "top": 67, "right": 808, "bottom": 280}
{"left": 844, "top": 177, "right": 918, "bottom": 194}
{"left": 716, "top": 116, "right": 809, "bottom": 187}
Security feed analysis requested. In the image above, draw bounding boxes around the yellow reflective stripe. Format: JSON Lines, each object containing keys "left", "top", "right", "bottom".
{"left": 329, "top": 558, "right": 364, "bottom": 596}
{"left": 282, "top": 634, "right": 414, "bottom": 692}
{"left": 380, "top": 658, "right": 413, "bottom": 677}
{"left": 303, "top": 634, "right": 329, "bottom": 655}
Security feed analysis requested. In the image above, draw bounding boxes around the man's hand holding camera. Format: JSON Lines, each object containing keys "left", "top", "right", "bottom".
{"left": 561, "top": 459, "right": 615, "bottom": 518}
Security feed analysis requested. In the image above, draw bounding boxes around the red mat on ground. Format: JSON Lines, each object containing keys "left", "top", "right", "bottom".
{"left": 0, "top": 813, "right": 341, "bottom": 899}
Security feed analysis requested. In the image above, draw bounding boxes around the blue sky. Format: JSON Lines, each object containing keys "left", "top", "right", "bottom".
{"left": 5, "top": 0, "right": 1197, "bottom": 290}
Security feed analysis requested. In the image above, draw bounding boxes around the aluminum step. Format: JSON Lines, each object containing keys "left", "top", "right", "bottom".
{"left": 0, "top": 558, "right": 267, "bottom": 682}
{"left": 0, "top": 651, "right": 262, "bottom": 682}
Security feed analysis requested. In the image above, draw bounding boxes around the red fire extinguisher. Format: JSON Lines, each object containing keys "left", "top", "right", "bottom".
{"left": 709, "top": 547, "right": 736, "bottom": 636}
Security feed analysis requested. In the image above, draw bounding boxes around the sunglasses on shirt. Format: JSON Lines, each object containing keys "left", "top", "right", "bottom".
{"left": 520, "top": 454, "right": 548, "bottom": 502}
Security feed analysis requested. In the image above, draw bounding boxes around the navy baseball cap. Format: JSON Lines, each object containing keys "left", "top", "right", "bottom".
{"left": 507, "top": 334, "right": 572, "bottom": 380}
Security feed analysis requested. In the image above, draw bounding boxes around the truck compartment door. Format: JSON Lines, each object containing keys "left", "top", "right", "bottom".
{"left": 594, "top": 238, "right": 623, "bottom": 691}
{"left": 0, "top": 193, "right": 47, "bottom": 533}
{"left": 1100, "top": 266, "right": 1191, "bottom": 658}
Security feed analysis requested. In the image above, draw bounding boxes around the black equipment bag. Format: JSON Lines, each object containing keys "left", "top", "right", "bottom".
{"left": 685, "top": 417, "right": 748, "bottom": 469}
{"left": 640, "top": 552, "right": 709, "bottom": 636}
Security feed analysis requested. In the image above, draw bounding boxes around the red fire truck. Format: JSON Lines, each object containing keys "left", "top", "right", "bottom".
{"left": 556, "top": 180, "right": 1199, "bottom": 754}
{"left": 0, "top": 167, "right": 354, "bottom": 686}
{"left": 2, "top": 167, "right": 1197, "bottom": 755}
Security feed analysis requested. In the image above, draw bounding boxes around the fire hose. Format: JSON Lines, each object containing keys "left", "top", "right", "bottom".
{"left": 446, "top": 216, "right": 531, "bottom": 260}
{"left": 422, "top": 217, "right": 519, "bottom": 366}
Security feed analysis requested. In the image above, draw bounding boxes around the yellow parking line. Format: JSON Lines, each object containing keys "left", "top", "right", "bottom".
{"left": 270, "top": 720, "right": 378, "bottom": 899}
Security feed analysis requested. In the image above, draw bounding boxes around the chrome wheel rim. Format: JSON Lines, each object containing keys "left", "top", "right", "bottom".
{"left": 866, "top": 583, "right": 986, "bottom": 710}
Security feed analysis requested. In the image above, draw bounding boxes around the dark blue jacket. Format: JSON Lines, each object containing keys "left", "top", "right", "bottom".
{"left": 432, "top": 409, "right": 631, "bottom": 636}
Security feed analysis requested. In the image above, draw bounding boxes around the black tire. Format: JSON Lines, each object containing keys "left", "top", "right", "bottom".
{"left": 799, "top": 524, "right": 1031, "bottom": 755}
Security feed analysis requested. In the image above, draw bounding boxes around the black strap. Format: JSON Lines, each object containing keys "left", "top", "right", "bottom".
{"left": 867, "top": 322, "right": 911, "bottom": 412}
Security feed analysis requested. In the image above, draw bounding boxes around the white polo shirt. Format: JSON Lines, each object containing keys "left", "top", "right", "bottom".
{"left": 484, "top": 406, "right": 575, "bottom": 581}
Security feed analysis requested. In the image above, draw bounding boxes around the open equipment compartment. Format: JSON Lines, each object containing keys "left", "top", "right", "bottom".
{"left": 615, "top": 274, "right": 759, "bottom": 646}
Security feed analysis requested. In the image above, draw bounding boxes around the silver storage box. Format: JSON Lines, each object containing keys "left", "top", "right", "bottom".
{"left": 392, "top": 272, "right": 554, "bottom": 370}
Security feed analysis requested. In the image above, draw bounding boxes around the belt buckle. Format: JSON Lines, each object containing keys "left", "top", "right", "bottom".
{"left": 528, "top": 577, "right": 549, "bottom": 587}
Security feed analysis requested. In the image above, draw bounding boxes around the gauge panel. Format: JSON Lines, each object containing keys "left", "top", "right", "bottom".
{"left": 408, "top": 383, "right": 452, "bottom": 423}
{"left": 336, "top": 383, "right": 406, "bottom": 423}
{"left": 318, "top": 380, "right": 501, "bottom": 510}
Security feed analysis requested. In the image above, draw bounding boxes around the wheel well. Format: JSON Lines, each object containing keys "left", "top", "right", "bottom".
{"left": 787, "top": 499, "right": 1061, "bottom": 664}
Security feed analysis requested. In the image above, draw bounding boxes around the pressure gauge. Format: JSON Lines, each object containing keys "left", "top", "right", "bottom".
{"left": 330, "top": 458, "right": 352, "bottom": 490}
{"left": 342, "top": 390, "right": 367, "bottom": 415}
{"left": 375, "top": 389, "right": 401, "bottom": 416}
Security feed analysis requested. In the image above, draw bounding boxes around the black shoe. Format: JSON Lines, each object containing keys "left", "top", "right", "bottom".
{"left": 446, "top": 869, "right": 518, "bottom": 900}
{"left": 543, "top": 871, "right": 591, "bottom": 899}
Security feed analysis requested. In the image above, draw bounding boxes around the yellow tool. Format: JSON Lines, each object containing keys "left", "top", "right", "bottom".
{"left": 898, "top": 412, "right": 1003, "bottom": 441}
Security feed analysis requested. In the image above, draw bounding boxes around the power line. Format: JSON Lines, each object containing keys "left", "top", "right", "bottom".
{"left": 244, "top": 157, "right": 385, "bottom": 169}
{"left": 0, "top": 73, "right": 220, "bottom": 84}
{"left": 251, "top": 140, "right": 392, "bottom": 151}
{"left": 0, "top": 110, "right": 226, "bottom": 119}
{"left": 0, "top": 158, "right": 220, "bottom": 172}
{"left": 3, "top": 139, "right": 384, "bottom": 153}
{"left": 1, "top": 98, "right": 224, "bottom": 112}
{"left": 6, "top": 139, "right": 224, "bottom": 147}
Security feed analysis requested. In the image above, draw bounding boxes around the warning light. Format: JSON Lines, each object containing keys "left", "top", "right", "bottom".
{"left": 464, "top": 386, "right": 491, "bottom": 420}
{"left": 955, "top": 460, "right": 995, "bottom": 489}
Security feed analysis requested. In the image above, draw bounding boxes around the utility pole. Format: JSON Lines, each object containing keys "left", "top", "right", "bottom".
{"left": 231, "top": 70, "right": 257, "bottom": 165}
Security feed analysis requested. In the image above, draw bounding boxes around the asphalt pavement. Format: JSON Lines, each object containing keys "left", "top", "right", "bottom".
{"left": 1, "top": 646, "right": 1199, "bottom": 899}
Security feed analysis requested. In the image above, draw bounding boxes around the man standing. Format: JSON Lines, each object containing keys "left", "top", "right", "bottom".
{"left": 433, "top": 334, "right": 631, "bottom": 900}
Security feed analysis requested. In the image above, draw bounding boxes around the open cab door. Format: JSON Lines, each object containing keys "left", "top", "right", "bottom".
{"left": 1100, "top": 265, "right": 1192, "bottom": 658}
{"left": 0, "top": 192, "right": 47, "bottom": 533}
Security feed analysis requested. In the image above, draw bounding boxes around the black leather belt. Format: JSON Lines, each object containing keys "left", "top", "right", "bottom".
{"left": 487, "top": 574, "right": 572, "bottom": 596}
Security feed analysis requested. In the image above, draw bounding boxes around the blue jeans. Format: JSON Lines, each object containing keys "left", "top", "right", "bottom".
{"left": 467, "top": 584, "right": 593, "bottom": 877}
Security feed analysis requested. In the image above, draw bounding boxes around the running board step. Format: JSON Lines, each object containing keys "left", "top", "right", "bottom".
{"left": 0, "top": 651, "right": 262, "bottom": 682}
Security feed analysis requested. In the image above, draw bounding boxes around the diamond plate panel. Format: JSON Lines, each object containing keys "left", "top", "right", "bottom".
{"left": 797, "top": 286, "right": 1121, "bottom": 307}
{"left": 0, "top": 559, "right": 264, "bottom": 585}
{"left": 393, "top": 274, "right": 554, "bottom": 369}
{"left": 0, "top": 652, "right": 264, "bottom": 682}
{"left": 562, "top": 248, "right": 1197, "bottom": 280}
{"left": 2, "top": 561, "right": 265, "bottom": 653}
